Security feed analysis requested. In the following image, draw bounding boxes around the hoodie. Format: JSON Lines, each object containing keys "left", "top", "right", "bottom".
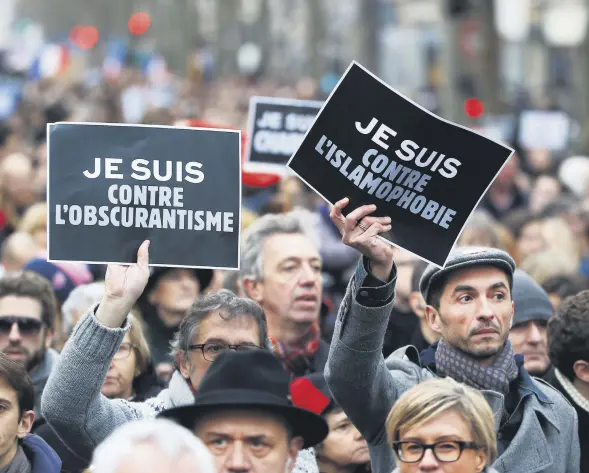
{"left": 30, "top": 349, "right": 59, "bottom": 418}
{"left": 21, "top": 434, "right": 61, "bottom": 473}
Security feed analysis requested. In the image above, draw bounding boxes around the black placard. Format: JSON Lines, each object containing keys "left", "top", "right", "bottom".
{"left": 287, "top": 62, "right": 514, "bottom": 267}
{"left": 47, "top": 122, "right": 241, "bottom": 269}
{"left": 245, "top": 96, "right": 322, "bottom": 175}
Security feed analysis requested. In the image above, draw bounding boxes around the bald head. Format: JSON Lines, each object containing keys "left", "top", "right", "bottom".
{"left": 91, "top": 419, "right": 216, "bottom": 473}
{"left": 1, "top": 153, "right": 35, "bottom": 206}
{"left": 1, "top": 232, "right": 38, "bottom": 273}
{"left": 115, "top": 442, "right": 212, "bottom": 473}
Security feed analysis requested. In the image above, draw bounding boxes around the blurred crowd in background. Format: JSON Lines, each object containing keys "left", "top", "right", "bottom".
{"left": 0, "top": 1, "right": 587, "bottom": 473}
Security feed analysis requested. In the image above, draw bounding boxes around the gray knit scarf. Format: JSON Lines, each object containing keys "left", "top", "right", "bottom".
{"left": 435, "top": 339, "right": 519, "bottom": 394}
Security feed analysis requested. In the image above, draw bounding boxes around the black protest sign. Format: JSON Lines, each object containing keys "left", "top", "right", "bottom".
{"left": 47, "top": 122, "right": 241, "bottom": 269}
{"left": 287, "top": 62, "right": 514, "bottom": 267}
{"left": 245, "top": 96, "right": 322, "bottom": 175}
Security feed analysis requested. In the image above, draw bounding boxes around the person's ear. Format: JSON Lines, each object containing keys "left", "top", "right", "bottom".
{"left": 510, "top": 300, "right": 515, "bottom": 329}
{"left": 408, "top": 292, "right": 426, "bottom": 319}
{"left": 287, "top": 436, "right": 304, "bottom": 469}
{"left": 17, "top": 410, "right": 35, "bottom": 439}
{"left": 176, "top": 351, "right": 191, "bottom": 380}
{"left": 474, "top": 449, "right": 487, "bottom": 473}
{"left": 424, "top": 306, "right": 443, "bottom": 335}
{"left": 44, "top": 328, "right": 54, "bottom": 350}
{"left": 242, "top": 277, "right": 263, "bottom": 303}
{"left": 573, "top": 360, "right": 589, "bottom": 383}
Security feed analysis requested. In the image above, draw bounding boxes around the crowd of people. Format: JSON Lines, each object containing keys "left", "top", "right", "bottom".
{"left": 0, "top": 64, "right": 586, "bottom": 473}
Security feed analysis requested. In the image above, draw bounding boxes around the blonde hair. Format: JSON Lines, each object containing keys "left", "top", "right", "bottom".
{"left": 540, "top": 218, "right": 581, "bottom": 264}
{"left": 127, "top": 312, "right": 152, "bottom": 375}
{"left": 458, "top": 211, "right": 505, "bottom": 250}
{"left": 17, "top": 202, "right": 47, "bottom": 236}
{"left": 386, "top": 378, "right": 497, "bottom": 464}
{"left": 520, "top": 250, "right": 578, "bottom": 286}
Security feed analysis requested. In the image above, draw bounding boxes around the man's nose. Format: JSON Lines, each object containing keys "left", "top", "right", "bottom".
{"left": 181, "top": 276, "right": 196, "bottom": 289}
{"left": 225, "top": 442, "right": 250, "bottom": 473}
{"left": 298, "top": 264, "right": 319, "bottom": 285}
{"left": 8, "top": 323, "right": 21, "bottom": 342}
{"left": 526, "top": 322, "right": 543, "bottom": 344}
{"left": 477, "top": 297, "right": 496, "bottom": 320}
{"left": 352, "top": 425, "right": 364, "bottom": 442}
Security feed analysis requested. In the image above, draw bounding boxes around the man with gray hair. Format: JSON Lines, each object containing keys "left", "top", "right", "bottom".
{"left": 42, "top": 242, "right": 318, "bottom": 473}
{"left": 90, "top": 419, "right": 216, "bottom": 473}
{"left": 241, "top": 209, "right": 329, "bottom": 377}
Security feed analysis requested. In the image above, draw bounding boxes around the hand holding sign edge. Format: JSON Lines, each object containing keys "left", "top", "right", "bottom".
{"left": 95, "top": 240, "right": 150, "bottom": 329}
{"left": 330, "top": 198, "right": 394, "bottom": 281}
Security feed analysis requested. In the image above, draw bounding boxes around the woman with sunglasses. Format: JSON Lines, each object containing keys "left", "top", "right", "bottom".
{"left": 386, "top": 378, "right": 498, "bottom": 473}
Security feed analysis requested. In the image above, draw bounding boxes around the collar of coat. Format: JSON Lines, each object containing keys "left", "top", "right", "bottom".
{"left": 408, "top": 343, "right": 559, "bottom": 434}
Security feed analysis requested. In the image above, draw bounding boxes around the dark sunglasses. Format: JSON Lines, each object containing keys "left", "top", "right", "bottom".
{"left": 0, "top": 316, "right": 44, "bottom": 336}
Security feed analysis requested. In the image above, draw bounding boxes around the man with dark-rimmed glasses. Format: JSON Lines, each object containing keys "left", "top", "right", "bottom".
{"left": 0, "top": 271, "right": 58, "bottom": 419}
{"left": 41, "top": 242, "right": 319, "bottom": 473}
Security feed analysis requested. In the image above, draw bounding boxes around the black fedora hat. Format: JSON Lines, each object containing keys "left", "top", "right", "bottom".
{"left": 144, "top": 267, "right": 213, "bottom": 296}
{"left": 158, "top": 350, "right": 329, "bottom": 448}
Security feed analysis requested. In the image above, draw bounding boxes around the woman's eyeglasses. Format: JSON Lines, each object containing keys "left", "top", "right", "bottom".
{"left": 392, "top": 440, "right": 482, "bottom": 463}
{"left": 113, "top": 343, "right": 135, "bottom": 360}
{"left": 0, "top": 316, "right": 45, "bottom": 336}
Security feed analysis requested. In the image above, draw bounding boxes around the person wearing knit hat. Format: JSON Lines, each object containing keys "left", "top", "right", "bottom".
{"left": 508, "top": 269, "right": 554, "bottom": 378}
{"left": 325, "top": 198, "right": 580, "bottom": 473}
{"left": 23, "top": 258, "right": 93, "bottom": 308}
{"left": 290, "top": 373, "right": 370, "bottom": 473}
{"left": 137, "top": 267, "right": 213, "bottom": 378}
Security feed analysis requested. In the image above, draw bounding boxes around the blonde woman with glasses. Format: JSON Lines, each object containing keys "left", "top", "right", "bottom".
{"left": 386, "top": 378, "right": 498, "bottom": 473}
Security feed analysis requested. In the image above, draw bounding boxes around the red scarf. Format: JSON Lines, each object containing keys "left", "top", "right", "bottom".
{"left": 270, "top": 321, "right": 321, "bottom": 377}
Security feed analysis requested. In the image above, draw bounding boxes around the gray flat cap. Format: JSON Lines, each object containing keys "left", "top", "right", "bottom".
{"left": 420, "top": 246, "right": 516, "bottom": 303}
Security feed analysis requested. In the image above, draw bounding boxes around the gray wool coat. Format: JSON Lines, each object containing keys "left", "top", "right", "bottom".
{"left": 325, "top": 258, "right": 580, "bottom": 473}
{"left": 40, "top": 308, "right": 319, "bottom": 473}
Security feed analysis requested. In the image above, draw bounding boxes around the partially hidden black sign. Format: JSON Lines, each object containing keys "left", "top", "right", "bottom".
{"left": 245, "top": 96, "right": 322, "bottom": 175}
{"left": 287, "top": 62, "right": 514, "bottom": 267}
{"left": 47, "top": 122, "right": 241, "bottom": 269}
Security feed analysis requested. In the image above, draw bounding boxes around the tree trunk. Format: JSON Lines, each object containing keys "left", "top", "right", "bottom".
{"left": 359, "top": 0, "right": 379, "bottom": 73}
{"left": 215, "top": 0, "right": 241, "bottom": 77}
{"left": 478, "top": 0, "right": 502, "bottom": 114}
{"left": 306, "top": 0, "right": 326, "bottom": 78}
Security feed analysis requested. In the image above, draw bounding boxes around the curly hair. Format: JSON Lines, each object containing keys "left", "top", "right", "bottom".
{"left": 548, "top": 290, "right": 589, "bottom": 380}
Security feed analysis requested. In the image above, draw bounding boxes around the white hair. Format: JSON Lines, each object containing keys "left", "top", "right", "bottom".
{"left": 61, "top": 282, "right": 105, "bottom": 336}
{"left": 90, "top": 419, "right": 216, "bottom": 473}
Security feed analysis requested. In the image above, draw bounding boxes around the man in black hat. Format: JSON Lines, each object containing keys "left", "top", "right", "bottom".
{"left": 138, "top": 267, "right": 213, "bottom": 379}
{"left": 41, "top": 242, "right": 328, "bottom": 473}
{"left": 324, "top": 199, "right": 579, "bottom": 473}
{"left": 160, "top": 350, "right": 328, "bottom": 473}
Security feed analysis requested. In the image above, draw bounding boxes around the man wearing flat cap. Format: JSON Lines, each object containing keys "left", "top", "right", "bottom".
{"left": 159, "top": 350, "right": 328, "bottom": 473}
{"left": 324, "top": 199, "right": 580, "bottom": 473}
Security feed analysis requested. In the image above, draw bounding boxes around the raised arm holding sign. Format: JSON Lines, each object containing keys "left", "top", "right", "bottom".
{"left": 329, "top": 198, "right": 393, "bottom": 282}
{"left": 95, "top": 240, "right": 150, "bottom": 329}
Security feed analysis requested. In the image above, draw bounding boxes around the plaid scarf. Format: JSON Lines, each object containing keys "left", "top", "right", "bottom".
{"left": 270, "top": 321, "right": 321, "bottom": 377}
{"left": 435, "top": 339, "right": 519, "bottom": 394}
